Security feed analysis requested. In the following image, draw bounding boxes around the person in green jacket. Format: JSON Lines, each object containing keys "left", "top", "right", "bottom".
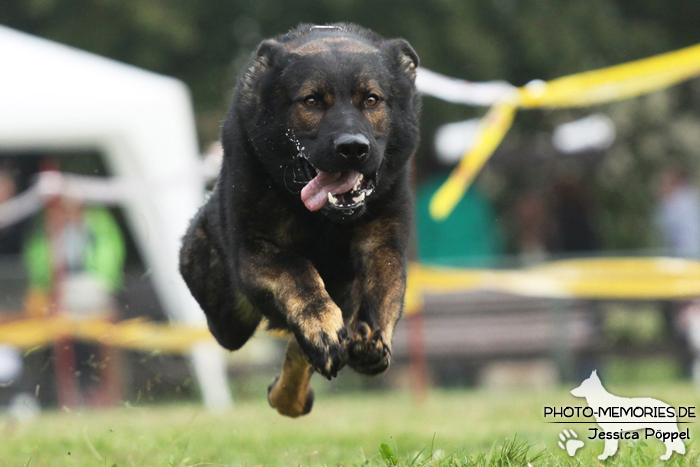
{"left": 23, "top": 197, "right": 126, "bottom": 406}
{"left": 24, "top": 197, "right": 125, "bottom": 316}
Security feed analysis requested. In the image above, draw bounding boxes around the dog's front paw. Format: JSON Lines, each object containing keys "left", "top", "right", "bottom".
{"left": 345, "top": 322, "right": 391, "bottom": 375}
{"left": 294, "top": 312, "right": 347, "bottom": 380}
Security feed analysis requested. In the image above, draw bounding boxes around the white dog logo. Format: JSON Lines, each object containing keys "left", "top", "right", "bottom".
{"left": 570, "top": 370, "right": 686, "bottom": 460}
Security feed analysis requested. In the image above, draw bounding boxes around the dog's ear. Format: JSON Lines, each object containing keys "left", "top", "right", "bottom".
{"left": 255, "top": 40, "right": 288, "bottom": 68}
{"left": 383, "top": 39, "right": 419, "bottom": 80}
{"left": 241, "top": 40, "right": 288, "bottom": 94}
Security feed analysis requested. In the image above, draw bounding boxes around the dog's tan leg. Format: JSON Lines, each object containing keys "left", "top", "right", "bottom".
{"left": 239, "top": 238, "right": 346, "bottom": 379}
{"left": 267, "top": 338, "right": 315, "bottom": 417}
{"left": 346, "top": 217, "right": 408, "bottom": 375}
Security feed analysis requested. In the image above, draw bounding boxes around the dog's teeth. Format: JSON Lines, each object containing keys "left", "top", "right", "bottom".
{"left": 328, "top": 193, "right": 338, "bottom": 205}
{"left": 366, "top": 188, "right": 373, "bottom": 196}
{"left": 352, "top": 192, "right": 365, "bottom": 203}
{"left": 353, "top": 174, "right": 364, "bottom": 191}
{"left": 314, "top": 167, "right": 319, "bottom": 175}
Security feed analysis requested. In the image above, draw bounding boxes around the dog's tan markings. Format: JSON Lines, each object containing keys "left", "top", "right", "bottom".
{"left": 295, "top": 82, "right": 324, "bottom": 101}
{"left": 289, "top": 81, "right": 329, "bottom": 131}
{"left": 274, "top": 216, "right": 295, "bottom": 247}
{"left": 400, "top": 55, "right": 417, "bottom": 78}
{"left": 362, "top": 79, "right": 382, "bottom": 92}
{"left": 268, "top": 338, "right": 315, "bottom": 417}
{"left": 291, "top": 41, "right": 328, "bottom": 56}
{"left": 350, "top": 219, "right": 407, "bottom": 349}
{"left": 365, "top": 103, "right": 390, "bottom": 135}
{"left": 351, "top": 79, "right": 390, "bottom": 135}
{"left": 291, "top": 38, "right": 378, "bottom": 56}
{"left": 290, "top": 107, "right": 322, "bottom": 134}
{"left": 257, "top": 271, "right": 343, "bottom": 349}
{"left": 354, "top": 257, "right": 404, "bottom": 346}
{"left": 383, "top": 40, "right": 418, "bottom": 80}
{"left": 352, "top": 80, "right": 382, "bottom": 105}
{"left": 239, "top": 240, "right": 344, "bottom": 352}
{"left": 240, "top": 55, "right": 272, "bottom": 105}
{"left": 294, "top": 83, "right": 334, "bottom": 109}
{"left": 336, "top": 41, "right": 378, "bottom": 54}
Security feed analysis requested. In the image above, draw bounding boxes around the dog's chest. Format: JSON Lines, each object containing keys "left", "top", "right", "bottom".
{"left": 274, "top": 214, "right": 357, "bottom": 279}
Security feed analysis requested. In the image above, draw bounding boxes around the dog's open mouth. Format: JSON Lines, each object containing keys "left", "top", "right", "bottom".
{"left": 299, "top": 160, "right": 375, "bottom": 212}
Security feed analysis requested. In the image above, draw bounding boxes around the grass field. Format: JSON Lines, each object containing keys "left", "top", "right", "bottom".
{"left": 1, "top": 383, "right": 699, "bottom": 467}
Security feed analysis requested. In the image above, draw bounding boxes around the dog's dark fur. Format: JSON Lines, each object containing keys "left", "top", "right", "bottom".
{"left": 180, "top": 23, "right": 420, "bottom": 411}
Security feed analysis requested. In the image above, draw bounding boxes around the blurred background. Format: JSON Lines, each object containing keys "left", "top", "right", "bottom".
{"left": 2, "top": 0, "right": 700, "bottom": 416}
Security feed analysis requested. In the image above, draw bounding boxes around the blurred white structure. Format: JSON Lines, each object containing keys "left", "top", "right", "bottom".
{"left": 416, "top": 67, "right": 516, "bottom": 106}
{"left": 433, "top": 119, "right": 482, "bottom": 165}
{"left": 552, "top": 113, "right": 616, "bottom": 154}
{"left": 0, "top": 25, "right": 232, "bottom": 411}
{"left": 0, "top": 345, "right": 22, "bottom": 383}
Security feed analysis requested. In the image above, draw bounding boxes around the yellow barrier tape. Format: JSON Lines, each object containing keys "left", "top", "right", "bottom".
{"left": 404, "top": 257, "right": 700, "bottom": 315}
{"left": 429, "top": 100, "right": 517, "bottom": 220}
{"left": 430, "top": 42, "right": 700, "bottom": 220}
{"left": 519, "top": 42, "right": 700, "bottom": 108}
{"left": 2, "top": 258, "right": 696, "bottom": 343}
{"left": 0, "top": 316, "right": 213, "bottom": 353}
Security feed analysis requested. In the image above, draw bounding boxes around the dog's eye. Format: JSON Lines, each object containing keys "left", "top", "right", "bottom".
{"left": 366, "top": 95, "right": 380, "bottom": 107}
{"left": 303, "top": 96, "right": 319, "bottom": 108}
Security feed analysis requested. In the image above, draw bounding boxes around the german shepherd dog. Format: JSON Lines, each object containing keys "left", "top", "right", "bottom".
{"left": 180, "top": 23, "right": 420, "bottom": 417}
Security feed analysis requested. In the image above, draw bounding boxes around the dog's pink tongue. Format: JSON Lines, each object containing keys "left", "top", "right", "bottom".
{"left": 301, "top": 170, "right": 361, "bottom": 211}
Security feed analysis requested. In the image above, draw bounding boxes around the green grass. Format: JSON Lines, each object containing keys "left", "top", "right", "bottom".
{"left": 1, "top": 384, "right": 699, "bottom": 466}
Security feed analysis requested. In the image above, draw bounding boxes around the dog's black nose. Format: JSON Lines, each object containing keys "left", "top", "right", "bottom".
{"left": 335, "top": 134, "right": 369, "bottom": 161}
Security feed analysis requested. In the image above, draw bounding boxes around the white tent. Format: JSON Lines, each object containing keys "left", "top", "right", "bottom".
{"left": 0, "top": 25, "right": 232, "bottom": 411}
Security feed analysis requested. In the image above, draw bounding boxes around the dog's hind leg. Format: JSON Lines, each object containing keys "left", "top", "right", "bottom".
{"left": 268, "top": 338, "right": 315, "bottom": 417}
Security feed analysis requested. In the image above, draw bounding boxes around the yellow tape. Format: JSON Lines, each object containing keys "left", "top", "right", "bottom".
{"left": 430, "top": 42, "right": 700, "bottom": 220}
{"left": 429, "top": 100, "right": 517, "bottom": 220}
{"left": 0, "top": 316, "right": 213, "bottom": 353}
{"left": 4, "top": 258, "right": 697, "bottom": 342}
{"left": 404, "top": 257, "right": 700, "bottom": 315}
{"left": 520, "top": 42, "right": 700, "bottom": 108}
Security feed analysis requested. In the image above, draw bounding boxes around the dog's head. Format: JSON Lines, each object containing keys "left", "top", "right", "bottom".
{"left": 570, "top": 370, "right": 603, "bottom": 398}
{"left": 237, "top": 24, "right": 420, "bottom": 221}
